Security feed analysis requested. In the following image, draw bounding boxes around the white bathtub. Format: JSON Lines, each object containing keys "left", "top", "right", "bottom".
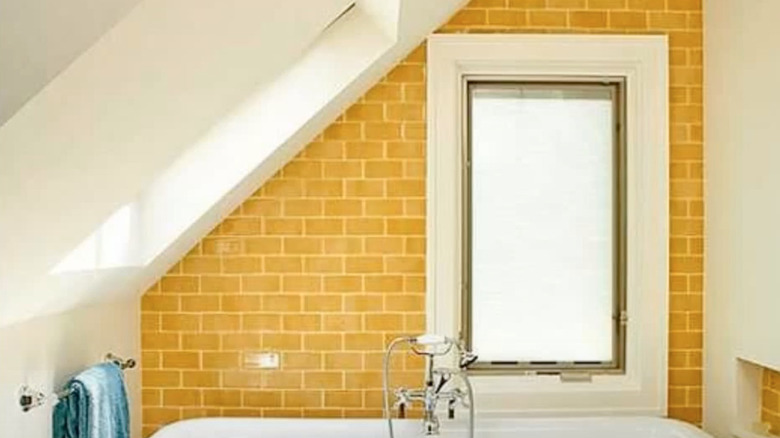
{"left": 150, "top": 416, "right": 712, "bottom": 438}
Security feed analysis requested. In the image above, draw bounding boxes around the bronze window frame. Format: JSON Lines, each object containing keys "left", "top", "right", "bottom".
{"left": 460, "top": 77, "right": 628, "bottom": 375}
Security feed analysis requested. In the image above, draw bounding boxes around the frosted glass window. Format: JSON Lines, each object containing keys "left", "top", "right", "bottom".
{"left": 466, "top": 83, "right": 624, "bottom": 368}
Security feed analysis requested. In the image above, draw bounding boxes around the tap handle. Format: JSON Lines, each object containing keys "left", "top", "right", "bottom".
{"left": 459, "top": 351, "right": 478, "bottom": 369}
{"left": 434, "top": 371, "right": 451, "bottom": 394}
{"left": 394, "top": 388, "right": 408, "bottom": 419}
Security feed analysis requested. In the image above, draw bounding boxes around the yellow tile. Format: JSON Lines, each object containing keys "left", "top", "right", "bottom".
{"left": 365, "top": 314, "right": 405, "bottom": 331}
{"left": 305, "top": 372, "right": 345, "bottom": 389}
{"left": 284, "top": 390, "right": 324, "bottom": 408}
{"left": 242, "top": 275, "right": 281, "bottom": 292}
{"left": 283, "top": 352, "right": 323, "bottom": 370}
{"left": 323, "top": 276, "right": 363, "bottom": 293}
{"left": 364, "top": 275, "right": 403, "bottom": 292}
{"left": 529, "top": 11, "right": 568, "bottom": 26}
{"left": 324, "top": 352, "right": 363, "bottom": 370}
{"left": 324, "top": 391, "right": 363, "bottom": 408}
{"left": 202, "top": 389, "right": 241, "bottom": 406}
{"left": 304, "top": 256, "right": 345, "bottom": 273}
{"left": 365, "top": 237, "right": 404, "bottom": 254}
{"left": 305, "top": 180, "right": 344, "bottom": 198}
{"left": 265, "top": 256, "right": 303, "bottom": 273}
{"left": 386, "top": 179, "right": 425, "bottom": 197}
{"left": 488, "top": 9, "right": 526, "bottom": 26}
{"left": 265, "top": 219, "right": 304, "bottom": 236}
{"left": 160, "top": 276, "right": 199, "bottom": 294}
{"left": 182, "top": 371, "right": 221, "bottom": 388}
{"left": 324, "top": 200, "right": 363, "bottom": 216}
{"left": 143, "top": 371, "right": 181, "bottom": 388}
{"left": 323, "top": 122, "right": 362, "bottom": 141}
{"left": 344, "top": 333, "right": 384, "bottom": 351}
{"left": 142, "top": 333, "right": 180, "bottom": 351}
{"left": 222, "top": 257, "right": 263, "bottom": 274}
{"left": 221, "top": 295, "right": 261, "bottom": 313}
{"left": 161, "top": 314, "right": 200, "bottom": 332}
{"left": 163, "top": 389, "right": 202, "bottom": 407}
{"left": 304, "top": 295, "right": 343, "bottom": 312}
{"left": 283, "top": 314, "right": 323, "bottom": 331}
{"left": 243, "top": 391, "right": 282, "bottom": 407}
{"left": 386, "top": 65, "right": 425, "bottom": 83}
{"left": 345, "top": 180, "right": 385, "bottom": 197}
{"left": 243, "top": 237, "right": 282, "bottom": 254}
{"left": 219, "top": 218, "right": 262, "bottom": 236}
{"left": 323, "top": 314, "right": 363, "bottom": 332}
{"left": 241, "top": 199, "right": 281, "bottom": 217}
{"left": 241, "top": 313, "right": 281, "bottom": 331}
{"left": 181, "top": 295, "right": 220, "bottom": 312}
{"left": 200, "top": 276, "right": 240, "bottom": 293}
{"left": 202, "top": 314, "right": 241, "bottom": 332}
{"left": 304, "top": 219, "right": 344, "bottom": 236}
{"left": 262, "top": 294, "right": 302, "bottom": 312}
{"left": 162, "top": 352, "right": 200, "bottom": 369}
{"left": 345, "top": 218, "right": 385, "bottom": 235}
{"left": 143, "top": 389, "right": 161, "bottom": 406}
{"left": 262, "top": 333, "right": 303, "bottom": 350}
{"left": 304, "top": 334, "right": 344, "bottom": 351}
{"left": 548, "top": 0, "right": 586, "bottom": 7}
{"left": 345, "top": 257, "right": 384, "bottom": 273}
{"left": 222, "top": 334, "right": 262, "bottom": 350}
{"left": 365, "top": 200, "right": 404, "bottom": 216}
{"left": 345, "top": 103, "right": 384, "bottom": 121}
{"left": 570, "top": 10, "right": 608, "bottom": 28}
{"left": 282, "top": 275, "right": 322, "bottom": 293}
{"left": 609, "top": 11, "right": 647, "bottom": 29}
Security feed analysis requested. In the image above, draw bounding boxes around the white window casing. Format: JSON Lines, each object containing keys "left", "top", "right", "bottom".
{"left": 426, "top": 34, "right": 669, "bottom": 416}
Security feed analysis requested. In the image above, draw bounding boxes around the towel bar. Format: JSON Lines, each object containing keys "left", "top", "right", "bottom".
{"left": 18, "top": 352, "right": 136, "bottom": 412}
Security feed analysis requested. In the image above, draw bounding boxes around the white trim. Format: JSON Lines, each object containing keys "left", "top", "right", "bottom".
{"left": 426, "top": 34, "right": 669, "bottom": 416}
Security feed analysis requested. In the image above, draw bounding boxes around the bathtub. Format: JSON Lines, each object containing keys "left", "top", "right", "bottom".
{"left": 150, "top": 416, "right": 712, "bottom": 438}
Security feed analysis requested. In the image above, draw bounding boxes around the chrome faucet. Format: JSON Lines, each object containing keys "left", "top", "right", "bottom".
{"left": 383, "top": 335, "right": 477, "bottom": 438}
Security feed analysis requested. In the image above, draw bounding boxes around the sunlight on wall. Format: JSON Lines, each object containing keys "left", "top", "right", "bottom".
{"left": 51, "top": 204, "right": 138, "bottom": 273}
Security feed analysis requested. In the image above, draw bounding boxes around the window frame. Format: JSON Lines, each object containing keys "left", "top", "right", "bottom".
{"left": 426, "top": 34, "right": 669, "bottom": 416}
{"left": 461, "top": 78, "right": 628, "bottom": 375}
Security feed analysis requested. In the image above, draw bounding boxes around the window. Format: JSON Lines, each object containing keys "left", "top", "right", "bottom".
{"left": 427, "top": 34, "right": 668, "bottom": 415}
{"left": 463, "top": 81, "right": 626, "bottom": 374}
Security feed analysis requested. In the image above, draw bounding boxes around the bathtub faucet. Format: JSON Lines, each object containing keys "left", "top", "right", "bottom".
{"left": 383, "top": 335, "right": 477, "bottom": 438}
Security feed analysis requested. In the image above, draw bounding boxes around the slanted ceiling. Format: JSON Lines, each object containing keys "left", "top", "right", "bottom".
{"left": 0, "top": 0, "right": 144, "bottom": 125}
{"left": 0, "top": 0, "right": 466, "bottom": 328}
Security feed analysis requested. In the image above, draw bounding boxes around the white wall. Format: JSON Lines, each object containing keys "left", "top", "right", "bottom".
{"left": 705, "top": 1, "right": 780, "bottom": 437}
{"left": 0, "top": 300, "right": 140, "bottom": 438}
{"left": 0, "top": 0, "right": 142, "bottom": 125}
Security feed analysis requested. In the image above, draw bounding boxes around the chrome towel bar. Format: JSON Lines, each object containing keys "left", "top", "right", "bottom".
{"left": 18, "top": 353, "right": 136, "bottom": 412}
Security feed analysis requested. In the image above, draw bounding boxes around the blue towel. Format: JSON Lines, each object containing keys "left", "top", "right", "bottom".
{"left": 53, "top": 363, "right": 130, "bottom": 438}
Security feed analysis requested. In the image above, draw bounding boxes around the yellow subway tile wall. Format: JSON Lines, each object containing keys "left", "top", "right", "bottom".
{"left": 764, "top": 368, "right": 780, "bottom": 435}
{"left": 141, "top": 0, "right": 704, "bottom": 435}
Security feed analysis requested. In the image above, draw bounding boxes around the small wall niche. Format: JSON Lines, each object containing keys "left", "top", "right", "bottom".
{"left": 763, "top": 367, "right": 780, "bottom": 436}
{"left": 734, "top": 359, "right": 780, "bottom": 438}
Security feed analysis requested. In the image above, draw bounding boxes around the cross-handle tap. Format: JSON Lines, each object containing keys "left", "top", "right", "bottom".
{"left": 394, "top": 388, "right": 411, "bottom": 419}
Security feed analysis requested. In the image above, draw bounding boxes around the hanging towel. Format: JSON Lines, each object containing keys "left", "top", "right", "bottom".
{"left": 53, "top": 363, "right": 130, "bottom": 438}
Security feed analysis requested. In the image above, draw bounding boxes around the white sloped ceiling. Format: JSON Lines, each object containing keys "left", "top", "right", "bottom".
{"left": 0, "top": 0, "right": 144, "bottom": 125}
{"left": 0, "top": 0, "right": 466, "bottom": 327}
